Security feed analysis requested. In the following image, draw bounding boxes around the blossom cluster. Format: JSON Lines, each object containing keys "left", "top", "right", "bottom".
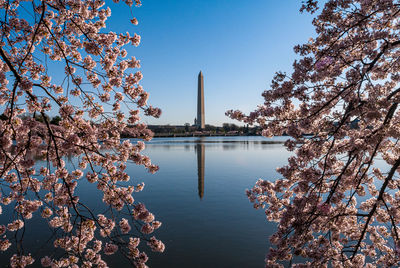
{"left": 229, "top": 0, "right": 400, "bottom": 266}
{"left": 0, "top": 0, "right": 163, "bottom": 267}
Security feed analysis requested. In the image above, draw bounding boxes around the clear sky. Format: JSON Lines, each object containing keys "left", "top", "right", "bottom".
{"left": 109, "top": 1, "right": 315, "bottom": 126}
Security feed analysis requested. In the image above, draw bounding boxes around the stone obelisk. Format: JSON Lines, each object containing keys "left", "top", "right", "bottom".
{"left": 197, "top": 71, "right": 205, "bottom": 129}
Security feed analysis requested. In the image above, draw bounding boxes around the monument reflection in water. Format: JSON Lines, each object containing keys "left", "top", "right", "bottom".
{"left": 131, "top": 136, "right": 289, "bottom": 267}
{"left": 195, "top": 143, "right": 205, "bottom": 199}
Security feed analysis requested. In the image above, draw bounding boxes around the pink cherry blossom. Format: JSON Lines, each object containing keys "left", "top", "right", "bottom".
{"left": 228, "top": 0, "right": 400, "bottom": 266}
{"left": 0, "top": 0, "right": 162, "bottom": 266}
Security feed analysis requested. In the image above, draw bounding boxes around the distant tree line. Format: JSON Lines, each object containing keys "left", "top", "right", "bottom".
{"left": 0, "top": 113, "right": 262, "bottom": 137}
{"left": 147, "top": 123, "right": 261, "bottom": 135}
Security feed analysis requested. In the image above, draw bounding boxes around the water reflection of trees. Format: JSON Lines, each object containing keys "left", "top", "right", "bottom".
{"left": 146, "top": 139, "right": 284, "bottom": 152}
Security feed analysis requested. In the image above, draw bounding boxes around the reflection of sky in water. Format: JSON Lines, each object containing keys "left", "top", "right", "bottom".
{"left": 0, "top": 137, "right": 292, "bottom": 267}
{"left": 136, "top": 137, "right": 391, "bottom": 267}
{"left": 127, "top": 137, "right": 291, "bottom": 267}
{"left": 2, "top": 136, "right": 391, "bottom": 267}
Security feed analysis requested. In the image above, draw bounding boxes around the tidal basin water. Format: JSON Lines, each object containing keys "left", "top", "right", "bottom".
{"left": 128, "top": 136, "right": 291, "bottom": 267}
{"left": 0, "top": 136, "right": 292, "bottom": 267}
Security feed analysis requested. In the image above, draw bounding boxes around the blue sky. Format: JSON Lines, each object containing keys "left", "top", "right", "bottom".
{"left": 108, "top": 1, "right": 315, "bottom": 126}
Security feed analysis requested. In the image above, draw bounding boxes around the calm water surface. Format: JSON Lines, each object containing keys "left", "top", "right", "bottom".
{"left": 132, "top": 136, "right": 291, "bottom": 267}
{"left": 0, "top": 136, "right": 292, "bottom": 267}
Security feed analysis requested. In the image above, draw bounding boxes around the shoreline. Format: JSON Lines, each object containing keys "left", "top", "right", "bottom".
{"left": 152, "top": 133, "right": 261, "bottom": 138}
{"left": 148, "top": 138, "right": 286, "bottom": 144}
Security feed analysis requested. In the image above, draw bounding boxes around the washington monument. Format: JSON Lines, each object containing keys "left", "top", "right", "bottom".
{"left": 196, "top": 71, "right": 205, "bottom": 129}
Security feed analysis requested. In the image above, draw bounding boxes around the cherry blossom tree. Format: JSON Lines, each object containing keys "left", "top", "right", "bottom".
{"left": 0, "top": 0, "right": 163, "bottom": 267}
{"left": 228, "top": 0, "right": 400, "bottom": 266}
